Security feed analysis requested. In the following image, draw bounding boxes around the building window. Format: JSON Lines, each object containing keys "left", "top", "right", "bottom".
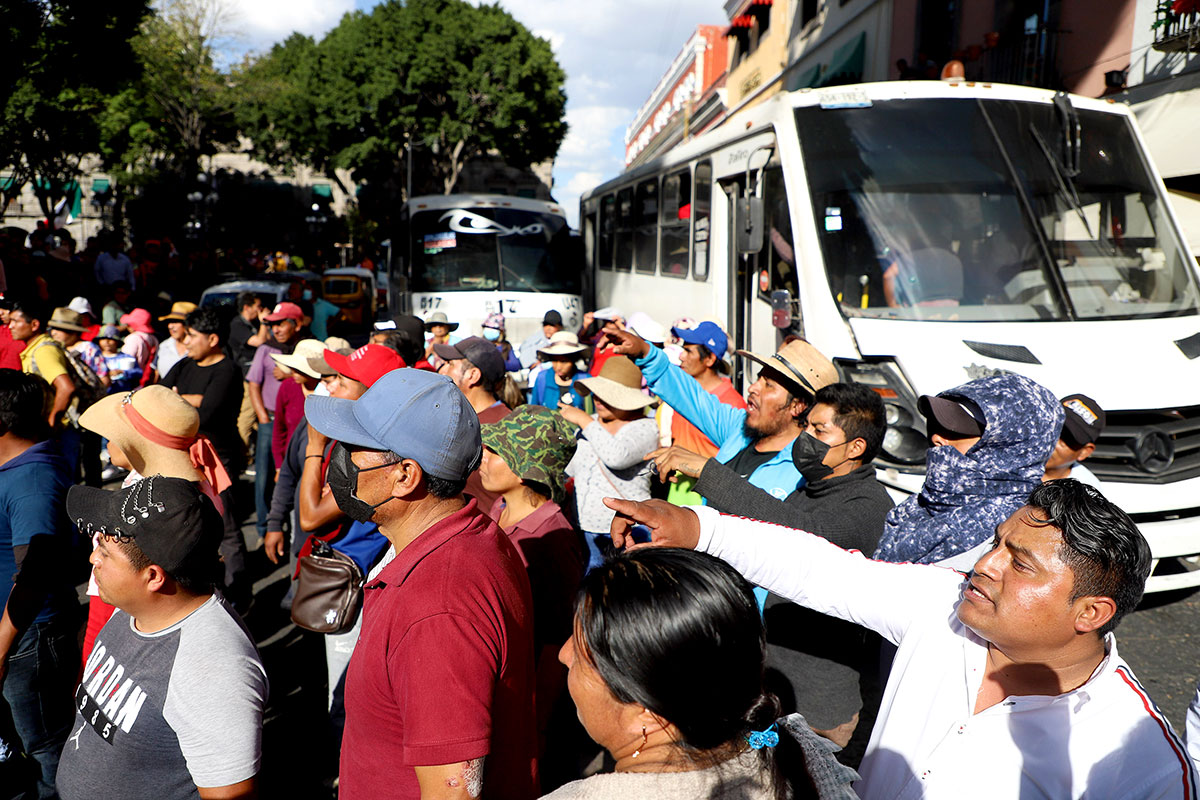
{"left": 801, "top": 0, "right": 819, "bottom": 27}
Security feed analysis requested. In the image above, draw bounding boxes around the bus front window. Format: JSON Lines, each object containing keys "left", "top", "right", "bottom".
{"left": 408, "top": 207, "right": 580, "bottom": 294}
{"left": 797, "top": 99, "right": 1197, "bottom": 321}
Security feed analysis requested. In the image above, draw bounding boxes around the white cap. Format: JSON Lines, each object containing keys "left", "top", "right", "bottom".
{"left": 626, "top": 311, "right": 666, "bottom": 345}
{"left": 594, "top": 306, "right": 623, "bottom": 322}
{"left": 68, "top": 297, "right": 93, "bottom": 316}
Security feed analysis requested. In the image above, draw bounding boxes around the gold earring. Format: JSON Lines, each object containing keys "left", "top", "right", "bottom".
{"left": 632, "top": 725, "right": 647, "bottom": 758}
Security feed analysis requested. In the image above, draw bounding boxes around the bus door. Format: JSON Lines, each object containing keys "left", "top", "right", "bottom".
{"left": 713, "top": 136, "right": 777, "bottom": 389}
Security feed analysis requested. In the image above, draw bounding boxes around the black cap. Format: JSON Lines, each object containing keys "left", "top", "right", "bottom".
{"left": 67, "top": 477, "right": 222, "bottom": 578}
{"left": 1060, "top": 394, "right": 1105, "bottom": 449}
{"left": 919, "top": 394, "right": 986, "bottom": 438}
{"left": 432, "top": 336, "right": 505, "bottom": 387}
{"left": 542, "top": 310, "right": 563, "bottom": 327}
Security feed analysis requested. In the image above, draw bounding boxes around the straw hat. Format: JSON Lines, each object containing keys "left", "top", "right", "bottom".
{"left": 48, "top": 307, "right": 87, "bottom": 333}
{"left": 271, "top": 339, "right": 330, "bottom": 379}
{"left": 324, "top": 336, "right": 351, "bottom": 352}
{"left": 577, "top": 356, "right": 656, "bottom": 411}
{"left": 736, "top": 339, "right": 838, "bottom": 398}
{"left": 424, "top": 311, "right": 459, "bottom": 331}
{"left": 79, "top": 386, "right": 202, "bottom": 481}
{"left": 537, "top": 331, "right": 587, "bottom": 359}
{"left": 159, "top": 301, "right": 197, "bottom": 322}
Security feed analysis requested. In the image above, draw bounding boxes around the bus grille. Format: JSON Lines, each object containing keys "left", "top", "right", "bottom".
{"left": 1087, "top": 405, "right": 1200, "bottom": 484}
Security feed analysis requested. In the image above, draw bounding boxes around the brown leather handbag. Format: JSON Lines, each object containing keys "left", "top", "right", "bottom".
{"left": 290, "top": 538, "right": 365, "bottom": 634}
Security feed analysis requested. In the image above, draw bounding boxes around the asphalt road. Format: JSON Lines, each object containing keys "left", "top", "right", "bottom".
{"left": 1116, "top": 585, "right": 1200, "bottom": 734}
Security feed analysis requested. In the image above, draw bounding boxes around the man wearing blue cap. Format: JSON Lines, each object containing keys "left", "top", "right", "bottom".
{"left": 303, "top": 369, "right": 537, "bottom": 800}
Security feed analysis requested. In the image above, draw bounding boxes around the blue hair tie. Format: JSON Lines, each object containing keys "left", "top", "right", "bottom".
{"left": 746, "top": 723, "right": 779, "bottom": 750}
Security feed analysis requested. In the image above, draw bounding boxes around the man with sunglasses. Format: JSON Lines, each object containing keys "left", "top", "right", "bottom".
{"left": 304, "top": 369, "right": 536, "bottom": 800}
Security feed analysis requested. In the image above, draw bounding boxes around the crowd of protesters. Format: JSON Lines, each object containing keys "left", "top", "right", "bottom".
{"left": 0, "top": 223, "right": 1196, "bottom": 800}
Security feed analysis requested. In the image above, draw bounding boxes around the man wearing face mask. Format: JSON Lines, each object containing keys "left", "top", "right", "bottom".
{"left": 650, "top": 382, "right": 893, "bottom": 746}
{"left": 304, "top": 369, "right": 537, "bottom": 800}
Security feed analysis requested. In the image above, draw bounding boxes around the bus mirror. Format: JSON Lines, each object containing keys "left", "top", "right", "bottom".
{"left": 736, "top": 196, "right": 764, "bottom": 254}
{"left": 770, "top": 290, "right": 792, "bottom": 328}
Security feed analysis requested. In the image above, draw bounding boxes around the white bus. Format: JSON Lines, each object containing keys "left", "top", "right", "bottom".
{"left": 387, "top": 194, "right": 584, "bottom": 344}
{"left": 581, "top": 79, "right": 1200, "bottom": 593}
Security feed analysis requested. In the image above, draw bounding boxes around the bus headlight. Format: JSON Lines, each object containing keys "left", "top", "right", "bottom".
{"left": 837, "top": 359, "right": 928, "bottom": 469}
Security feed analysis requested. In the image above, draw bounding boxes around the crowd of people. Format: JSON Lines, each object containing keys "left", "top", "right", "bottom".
{"left": 0, "top": 257, "right": 1196, "bottom": 800}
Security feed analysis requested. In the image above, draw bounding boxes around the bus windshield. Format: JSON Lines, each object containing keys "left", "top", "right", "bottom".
{"left": 797, "top": 98, "right": 1198, "bottom": 322}
{"left": 408, "top": 206, "right": 580, "bottom": 294}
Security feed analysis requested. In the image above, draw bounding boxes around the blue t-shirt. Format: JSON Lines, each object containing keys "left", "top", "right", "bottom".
{"left": 0, "top": 440, "right": 77, "bottom": 624}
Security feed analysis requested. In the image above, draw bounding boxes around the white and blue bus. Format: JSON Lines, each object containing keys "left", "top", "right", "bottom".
{"left": 581, "top": 79, "right": 1200, "bottom": 592}
{"left": 387, "top": 194, "right": 584, "bottom": 344}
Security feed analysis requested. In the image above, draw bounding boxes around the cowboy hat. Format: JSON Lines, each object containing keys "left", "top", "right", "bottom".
{"left": 576, "top": 356, "right": 656, "bottom": 412}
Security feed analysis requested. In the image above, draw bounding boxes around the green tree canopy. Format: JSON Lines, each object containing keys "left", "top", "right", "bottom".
{"left": 237, "top": 0, "right": 567, "bottom": 209}
{"left": 0, "top": 0, "right": 149, "bottom": 217}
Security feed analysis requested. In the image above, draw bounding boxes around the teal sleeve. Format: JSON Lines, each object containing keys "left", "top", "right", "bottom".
{"left": 635, "top": 345, "right": 746, "bottom": 448}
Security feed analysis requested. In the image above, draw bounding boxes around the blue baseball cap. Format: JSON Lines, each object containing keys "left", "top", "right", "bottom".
{"left": 672, "top": 321, "right": 728, "bottom": 360}
{"left": 304, "top": 369, "right": 482, "bottom": 481}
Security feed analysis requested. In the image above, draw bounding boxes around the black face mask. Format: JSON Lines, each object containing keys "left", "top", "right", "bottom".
{"left": 792, "top": 433, "right": 837, "bottom": 483}
{"left": 326, "top": 442, "right": 397, "bottom": 522}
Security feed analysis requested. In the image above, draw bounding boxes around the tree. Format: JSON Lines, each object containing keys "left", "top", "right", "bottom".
{"left": 0, "top": 0, "right": 149, "bottom": 219}
{"left": 237, "top": 0, "right": 567, "bottom": 213}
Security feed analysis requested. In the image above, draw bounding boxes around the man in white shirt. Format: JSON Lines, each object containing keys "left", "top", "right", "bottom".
{"left": 604, "top": 479, "right": 1196, "bottom": 799}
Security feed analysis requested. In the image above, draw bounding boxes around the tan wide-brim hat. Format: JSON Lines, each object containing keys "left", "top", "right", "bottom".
{"left": 577, "top": 356, "right": 657, "bottom": 412}
{"left": 537, "top": 330, "right": 587, "bottom": 359}
{"left": 79, "top": 386, "right": 202, "bottom": 481}
{"left": 48, "top": 307, "right": 87, "bottom": 333}
{"left": 736, "top": 339, "right": 839, "bottom": 398}
{"left": 159, "top": 301, "right": 197, "bottom": 322}
{"left": 271, "top": 339, "right": 329, "bottom": 380}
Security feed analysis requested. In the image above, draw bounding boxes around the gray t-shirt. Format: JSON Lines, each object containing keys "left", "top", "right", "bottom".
{"left": 57, "top": 595, "right": 268, "bottom": 799}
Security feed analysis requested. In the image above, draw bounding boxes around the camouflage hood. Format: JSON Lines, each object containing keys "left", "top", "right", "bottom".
{"left": 481, "top": 405, "right": 577, "bottom": 505}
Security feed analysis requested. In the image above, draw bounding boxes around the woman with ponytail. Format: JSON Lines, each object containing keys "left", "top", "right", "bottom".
{"left": 544, "top": 547, "right": 859, "bottom": 799}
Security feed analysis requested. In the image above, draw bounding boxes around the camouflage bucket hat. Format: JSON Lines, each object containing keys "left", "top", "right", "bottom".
{"left": 481, "top": 405, "right": 577, "bottom": 505}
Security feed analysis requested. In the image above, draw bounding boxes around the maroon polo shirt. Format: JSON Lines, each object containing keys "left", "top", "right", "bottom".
{"left": 339, "top": 499, "right": 538, "bottom": 800}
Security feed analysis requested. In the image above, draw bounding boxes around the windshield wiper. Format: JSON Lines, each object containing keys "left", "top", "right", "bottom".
{"left": 975, "top": 99, "right": 1076, "bottom": 319}
{"left": 1029, "top": 122, "right": 1095, "bottom": 240}
{"left": 499, "top": 262, "right": 542, "bottom": 293}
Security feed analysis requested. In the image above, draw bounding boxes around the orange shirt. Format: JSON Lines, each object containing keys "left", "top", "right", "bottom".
{"left": 669, "top": 378, "right": 747, "bottom": 457}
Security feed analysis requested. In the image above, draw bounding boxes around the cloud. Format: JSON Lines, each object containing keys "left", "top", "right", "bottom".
{"left": 222, "top": 0, "right": 354, "bottom": 55}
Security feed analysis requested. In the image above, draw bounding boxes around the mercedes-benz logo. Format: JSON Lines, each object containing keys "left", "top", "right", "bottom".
{"left": 1131, "top": 428, "right": 1175, "bottom": 474}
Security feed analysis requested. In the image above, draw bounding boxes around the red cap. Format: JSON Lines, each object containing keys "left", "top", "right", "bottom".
{"left": 263, "top": 302, "right": 303, "bottom": 322}
{"left": 322, "top": 344, "right": 406, "bottom": 388}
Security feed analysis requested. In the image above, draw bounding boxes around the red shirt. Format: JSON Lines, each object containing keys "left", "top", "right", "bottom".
{"left": 0, "top": 326, "right": 22, "bottom": 371}
{"left": 271, "top": 379, "right": 307, "bottom": 469}
{"left": 340, "top": 500, "right": 537, "bottom": 800}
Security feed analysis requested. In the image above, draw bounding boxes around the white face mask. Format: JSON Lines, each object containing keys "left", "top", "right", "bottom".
{"left": 312, "top": 381, "right": 331, "bottom": 397}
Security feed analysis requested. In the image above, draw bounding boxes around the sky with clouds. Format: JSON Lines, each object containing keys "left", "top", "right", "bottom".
{"left": 222, "top": 0, "right": 726, "bottom": 226}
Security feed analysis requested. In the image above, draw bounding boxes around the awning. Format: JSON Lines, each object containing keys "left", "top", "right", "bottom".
{"left": 1168, "top": 189, "right": 1200, "bottom": 253}
{"left": 787, "top": 62, "right": 824, "bottom": 91}
{"left": 724, "top": 15, "right": 754, "bottom": 36}
{"left": 1128, "top": 77, "right": 1200, "bottom": 179}
{"left": 814, "top": 32, "right": 866, "bottom": 88}
{"left": 312, "top": 184, "right": 333, "bottom": 198}
{"left": 92, "top": 178, "right": 110, "bottom": 193}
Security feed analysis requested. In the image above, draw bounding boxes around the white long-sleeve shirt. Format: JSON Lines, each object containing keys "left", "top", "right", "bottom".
{"left": 692, "top": 505, "right": 1197, "bottom": 800}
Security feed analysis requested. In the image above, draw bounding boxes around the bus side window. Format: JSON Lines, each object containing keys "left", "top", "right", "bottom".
{"left": 583, "top": 202, "right": 597, "bottom": 272}
{"left": 599, "top": 194, "right": 615, "bottom": 270}
{"left": 634, "top": 179, "right": 659, "bottom": 274}
{"left": 693, "top": 161, "right": 712, "bottom": 282}
{"left": 660, "top": 169, "right": 690, "bottom": 278}
{"left": 615, "top": 187, "right": 634, "bottom": 271}
{"left": 762, "top": 167, "right": 796, "bottom": 299}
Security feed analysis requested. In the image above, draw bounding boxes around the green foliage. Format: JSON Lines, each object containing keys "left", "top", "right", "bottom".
{"left": 237, "top": 0, "right": 567, "bottom": 212}
{"left": 0, "top": 0, "right": 149, "bottom": 216}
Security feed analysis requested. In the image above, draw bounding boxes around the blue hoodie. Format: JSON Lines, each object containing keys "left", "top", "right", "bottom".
{"left": 0, "top": 439, "right": 77, "bottom": 623}
{"left": 873, "top": 373, "right": 1064, "bottom": 564}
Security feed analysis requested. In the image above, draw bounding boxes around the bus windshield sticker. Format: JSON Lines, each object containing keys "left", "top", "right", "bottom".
{"left": 423, "top": 232, "right": 456, "bottom": 253}
{"left": 440, "top": 209, "right": 545, "bottom": 237}
{"left": 819, "top": 89, "right": 872, "bottom": 109}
